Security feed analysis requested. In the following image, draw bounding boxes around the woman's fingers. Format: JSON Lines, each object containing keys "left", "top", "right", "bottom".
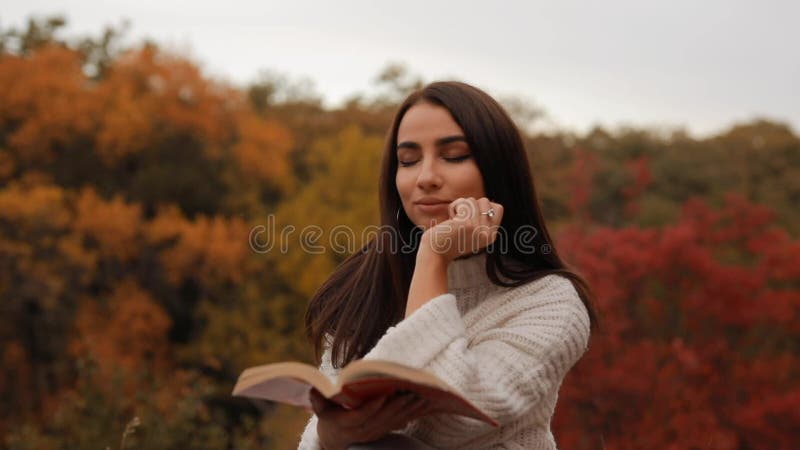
{"left": 309, "top": 388, "right": 334, "bottom": 415}
{"left": 449, "top": 197, "right": 478, "bottom": 221}
{"left": 433, "top": 196, "right": 505, "bottom": 260}
{"left": 490, "top": 201, "right": 504, "bottom": 222}
{"left": 477, "top": 197, "right": 493, "bottom": 223}
{"left": 352, "top": 393, "right": 426, "bottom": 441}
{"left": 316, "top": 394, "right": 388, "bottom": 431}
{"left": 387, "top": 396, "right": 430, "bottom": 428}
{"left": 465, "top": 197, "right": 500, "bottom": 251}
{"left": 332, "top": 394, "right": 389, "bottom": 428}
{"left": 475, "top": 197, "right": 494, "bottom": 247}
{"left": 363, "top": 392, "right": 417, "bottom": 425}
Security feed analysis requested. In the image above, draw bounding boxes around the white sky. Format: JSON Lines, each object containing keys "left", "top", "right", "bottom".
{"left": 2, "top": 0, "right": 798, "bottom": 137}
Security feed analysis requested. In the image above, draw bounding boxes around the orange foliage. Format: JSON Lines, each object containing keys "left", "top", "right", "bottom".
{"left": 0, "top": 42, "right": 294, "bottom": 191}
{"left": 0, "top": 46, "right": 97, "bottom": 164}
{"left": 0, "top": 181, "right": 70, "bottom": 228}
{"left": 0, "top": 34, "right": 296, "bottom": 444}
{"left": 0, "top": 342, "right": 33, "bottom": 430}
{"left": 94, "top": 45, "right": 239, "bottom": 164}
{"left": 73, "top": 188, "right": 143, "bottom": 262}
{"left": 146, "top": 205, "right": 253, "bottom": 284}
{"left": 71, "top": 279, "right": 172, "bottom": 375}
{"left": 232, "top": 112, "right": 295, "bottom": 189}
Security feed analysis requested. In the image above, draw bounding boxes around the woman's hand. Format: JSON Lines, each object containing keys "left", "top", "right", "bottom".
{"left": 421, "top": 197, "right": 504, "bottom": 263}
{"left": 310, "top": 389, "right": 433, "bottom": 450}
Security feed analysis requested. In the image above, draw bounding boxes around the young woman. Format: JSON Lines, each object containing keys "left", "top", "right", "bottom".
{"left": 298, "top": 81, "right": 597, "bottom": 450}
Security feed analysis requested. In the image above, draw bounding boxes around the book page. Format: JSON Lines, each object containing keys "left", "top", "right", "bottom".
{"left": 235, "top": 377, "right": 314, "bottom": 408}
{"left": 231, "top": 360, "right": 497, "bottom": 426}
{"left": 232, "top": 362, "right": 336, "bottom": 404}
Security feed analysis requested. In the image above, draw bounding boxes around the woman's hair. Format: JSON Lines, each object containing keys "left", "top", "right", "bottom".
{"left": 305, "top": 80, "right": 598, "bottom": 368}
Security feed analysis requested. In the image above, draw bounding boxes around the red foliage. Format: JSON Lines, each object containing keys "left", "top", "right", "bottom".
{"left": 621, "top": 155, "right": 652, "bottom": 217}
{"left": 567, "top": 147, "right": 597, "bottom": 222}
{"left": 552, "top": 195, "right": 800, "bottom": 449}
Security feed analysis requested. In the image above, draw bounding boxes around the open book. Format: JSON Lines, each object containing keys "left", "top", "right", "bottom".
{"left": 232, "top": 359, "right": 498, "bottom": 427}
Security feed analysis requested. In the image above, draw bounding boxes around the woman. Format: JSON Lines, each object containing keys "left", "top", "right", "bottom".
{"left": 298, "top": 81, "right": 597, "bottom": 450}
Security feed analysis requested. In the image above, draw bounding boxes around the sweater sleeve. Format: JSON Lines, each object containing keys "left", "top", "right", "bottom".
{"left": 297, "top": 339, "right": 338, "bottom": 450}
{"left": 361, "top": 275, "right": 591, "bottom": 438}
{"left": 297, "top": 413, "right": 320, "bottom": 450}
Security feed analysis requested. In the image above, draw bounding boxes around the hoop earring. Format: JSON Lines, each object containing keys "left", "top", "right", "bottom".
{"left": 395, "top": 206, "right": 412, "bottom": 250}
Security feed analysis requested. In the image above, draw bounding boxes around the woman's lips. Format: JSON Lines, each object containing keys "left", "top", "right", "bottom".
{"left": 415, "top": 203, "right": 449, "bottom": 214}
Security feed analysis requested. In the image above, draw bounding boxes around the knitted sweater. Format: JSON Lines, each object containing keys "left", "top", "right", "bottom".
{"left": 297, "top": 252, "right": 591, "bottom": 450}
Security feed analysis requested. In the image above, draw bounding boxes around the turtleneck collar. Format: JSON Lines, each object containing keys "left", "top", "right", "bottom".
{"left": 447, "top": 251, "right": 490, "bottom": 289}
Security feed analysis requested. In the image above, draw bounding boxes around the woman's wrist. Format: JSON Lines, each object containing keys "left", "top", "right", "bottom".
{"left": 406, "top": 244, "right": 450, "bottom": 317}
{"left": 418, "top": 230, "right": 456, "bottom": 265}
{"left": 416, "top": 240, "right": 452, "bottom": 266}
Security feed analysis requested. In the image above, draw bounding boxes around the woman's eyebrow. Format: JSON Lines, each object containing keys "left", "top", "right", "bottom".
{"left": 396, "top": 135, "right": 467, "bottom": 150}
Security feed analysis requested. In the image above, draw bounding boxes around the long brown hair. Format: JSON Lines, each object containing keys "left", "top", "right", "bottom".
{"left": 305, "top": 81, "right": 598, "bottom": 368}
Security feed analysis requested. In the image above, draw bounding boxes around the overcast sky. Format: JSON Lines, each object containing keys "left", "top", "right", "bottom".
{"left": 2, "top": 0, "right": 798, "bottom": 137}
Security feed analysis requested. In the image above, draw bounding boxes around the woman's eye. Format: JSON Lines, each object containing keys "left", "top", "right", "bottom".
{"left": 444, "top": 155, "right": 471, "bottom": 163}
{"left": 398, "top": 155, "right": 471, "bottom": 167}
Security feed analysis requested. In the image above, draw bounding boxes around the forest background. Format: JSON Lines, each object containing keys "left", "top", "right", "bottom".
{"left": 1, "top": 17, "right": 798, "bottom": 449}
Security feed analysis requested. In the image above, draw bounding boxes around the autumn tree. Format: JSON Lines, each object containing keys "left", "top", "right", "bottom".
{"left": 553, "top": 195, "right": 800, "bottom": 449}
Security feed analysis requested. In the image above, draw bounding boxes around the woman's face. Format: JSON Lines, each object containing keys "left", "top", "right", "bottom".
{"left": 395, "top": 101, "right": 486, "bottom": 230}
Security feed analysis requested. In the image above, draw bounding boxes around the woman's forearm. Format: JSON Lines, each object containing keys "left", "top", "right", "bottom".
{"left": 405, "top": 247, "right": 450, "bottom": 318}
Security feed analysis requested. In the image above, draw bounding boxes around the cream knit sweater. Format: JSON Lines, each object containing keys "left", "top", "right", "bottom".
{"left": 297, "top": 252, "right": 591, "bottom": 450}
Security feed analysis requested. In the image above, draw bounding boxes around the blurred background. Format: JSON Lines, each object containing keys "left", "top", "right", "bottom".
{"left": 0, "top": 1, "right": 798, "bottom": 449}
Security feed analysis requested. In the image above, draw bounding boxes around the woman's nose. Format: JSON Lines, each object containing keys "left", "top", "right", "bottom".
{"left": 416, "top": 158, "right": 443, "bottom": 190}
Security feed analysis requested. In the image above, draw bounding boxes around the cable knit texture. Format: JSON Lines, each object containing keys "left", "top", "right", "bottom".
{"left": 297, "top": 252, "right": 591, "bottom": 450}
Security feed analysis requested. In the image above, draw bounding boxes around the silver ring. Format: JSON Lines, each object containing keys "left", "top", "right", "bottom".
{"left": 480, "top": 208, "right": 495, "bottom": 218}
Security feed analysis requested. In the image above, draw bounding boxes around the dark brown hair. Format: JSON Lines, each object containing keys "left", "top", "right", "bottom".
{"left": 305, "top": 81, "right": 598, "bottom": 368}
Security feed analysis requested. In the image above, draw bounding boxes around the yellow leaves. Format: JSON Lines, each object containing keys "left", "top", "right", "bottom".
{"left": 73, "top": 188, "right": 142, "bottom": 262}
{"left": 232, "top": 112, "right": 295, "bottom": 192}
{"left": 186, "top": 287, "right": 310, "bottom": 379}
{"left": 271, "top": 125, "right": 383, "bottom": 298}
